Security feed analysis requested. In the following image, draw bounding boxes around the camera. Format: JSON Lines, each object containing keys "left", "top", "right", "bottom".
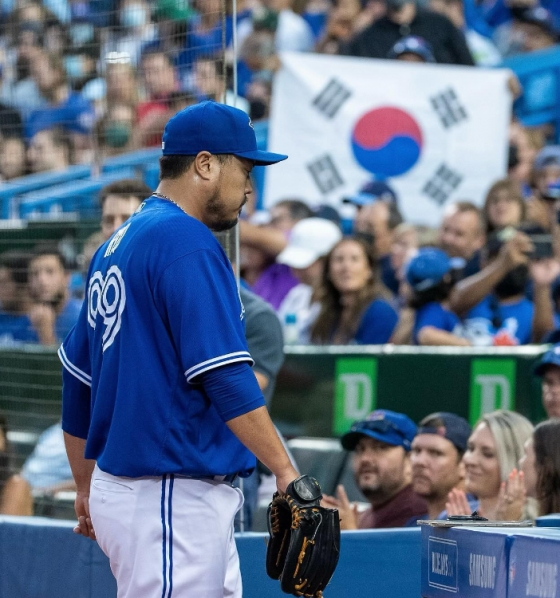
{"left": 497, "top": 225, "right": 554, "bottom": 260}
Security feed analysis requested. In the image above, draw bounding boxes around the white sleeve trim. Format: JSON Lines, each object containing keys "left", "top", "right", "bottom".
{"left": 184, "top": 351, "right": 253, "bottom": 383}
{"left": 58, "top": 345, "right": 92, "bottom": 387}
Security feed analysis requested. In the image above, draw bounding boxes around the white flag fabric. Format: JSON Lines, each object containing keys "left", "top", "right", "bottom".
{"left": 265, "top": 52, "right": 512, "bottom": 226}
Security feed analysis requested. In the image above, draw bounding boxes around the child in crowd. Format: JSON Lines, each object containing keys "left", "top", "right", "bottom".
{"left": 405, "top": 247, "right": 470, "bottom": 346}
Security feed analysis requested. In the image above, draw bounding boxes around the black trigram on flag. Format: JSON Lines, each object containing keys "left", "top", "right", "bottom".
{"left": 307, "top": 155, "right": 344, "bottom": 194}
{"left": 312, "top": 79, "right": 352, "bottom": 119}
{"left": 430, "top": 88, "right": 468, "bottom": 129}
{"left": 423, "top": 164, "right": 463, "bottom": 205}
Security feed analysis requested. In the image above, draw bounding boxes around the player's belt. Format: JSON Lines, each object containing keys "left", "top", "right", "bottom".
{"left": 180, "top": 473, "right": 238, "bottom": 484}
{"left": 208, "top": 473, "right": 238, "bottom": 483}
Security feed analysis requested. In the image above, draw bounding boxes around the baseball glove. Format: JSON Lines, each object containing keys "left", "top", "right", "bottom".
{"left": 266, "top": 475, "right": 340, "bottom": 597}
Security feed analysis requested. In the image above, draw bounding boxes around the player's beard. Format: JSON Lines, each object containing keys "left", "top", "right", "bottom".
{"left": 205, "top": 193, "right": 245, "bottom": 232}
{"left": 356, "top": 469, "right": 406, "bottom": 504}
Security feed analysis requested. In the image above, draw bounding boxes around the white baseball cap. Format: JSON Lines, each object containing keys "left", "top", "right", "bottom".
{"left": 277, "top": 218, "right": 343, "bottom": 269}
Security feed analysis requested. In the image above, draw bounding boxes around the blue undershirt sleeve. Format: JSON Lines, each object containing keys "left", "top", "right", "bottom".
{"left": 61, "top": 366, "right": 91, "bottom": 439}
{"left": 200, "top": 361, "right": 265, "bottom": 422}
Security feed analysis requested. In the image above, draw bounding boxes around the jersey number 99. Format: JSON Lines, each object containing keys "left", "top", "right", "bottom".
{"left": 87, "top": 265, "right": 127, "bottom": 351}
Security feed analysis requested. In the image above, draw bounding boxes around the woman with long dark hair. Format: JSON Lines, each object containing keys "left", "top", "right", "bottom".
{"left": 310, "top": 237, "right": 398, "bottom": 345}
{"left": 520, "top": 418, "right": 560, "bottom": 516}
{"left": 483, "top": 179, "right": 526, "bottom": 235}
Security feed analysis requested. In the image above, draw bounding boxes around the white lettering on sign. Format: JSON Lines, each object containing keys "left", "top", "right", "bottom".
{"left": 469, "top": 553, "right": 496, "bottom": 589}
{"left": 526, "top": 561, "right": 557, "bottom": 598}
{"left": 339, "top": 373, "right": 372, "bottom": 420}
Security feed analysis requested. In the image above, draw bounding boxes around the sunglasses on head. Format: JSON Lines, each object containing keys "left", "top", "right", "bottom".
{"left": 351, "top": 418, "right": 412, "bottom": 450}
{"left": 352, "top": 418, "right": 404, "bottom": 437}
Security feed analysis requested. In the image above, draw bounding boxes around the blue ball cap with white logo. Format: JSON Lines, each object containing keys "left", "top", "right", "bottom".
{"left": 388, "top": 35, "right": 436, "bottom": 63}
{"left": 341, "top": 409, "right": 417, "bottom": 452}
{"left": 406, "top": 247, "right": 464, "bottom": 292}
{"left": 343, "top": 180, "right": 398, "bottom": 206}
{"left": 161, "top": 100, "right": 288, "bottom": 166}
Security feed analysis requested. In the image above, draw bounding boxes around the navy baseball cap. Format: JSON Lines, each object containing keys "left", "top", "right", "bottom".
{"left": 388, "top": 36, "right": 436, "bottom": 63}
{"left": 405, "top": 248, "right": 464, "bottom": 292}
{"left": 534, "top": 345, "right": 560, "bottom": 376}
{"left": 517, "top": 7, "right": 560, "bottom": 38}
{"left": 534, "top": 145, "right": 560, "bottom": 171}
{"left": 343, "top": 181, "right": 398, "bottom": 206}
{"left": 161, "top": 101, "right": 288, "bottom": 166}
{"left": 416, "top": 412, "right": 471, "bottom": 454}
{"left": 341, "top": 409, "right": 417, "bottom": 452}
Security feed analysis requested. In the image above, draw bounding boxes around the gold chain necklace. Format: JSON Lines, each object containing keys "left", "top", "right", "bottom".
{"left": 152, "top": 192, "right": 188, "bottom": 215}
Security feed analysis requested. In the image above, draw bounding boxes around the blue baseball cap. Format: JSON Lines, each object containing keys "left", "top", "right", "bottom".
{"left": 161, "top": 101, "right": 288, "bottom": 166}
{"left": 341, "top": 409, "right": 417, "bottom": 452}
{"left": 406, "top": 248, "right": 463, "bottom": 292}
{"left": 416, "top": 412, "right": 471, "bottom": 454}
{"left": 343, "top": 181, "right": 398, "bottom": 206}
{"left": 534, "top": 345, "right": 560, "bottom": 376}
{"left": 388, "top": 36, "right": 436, "bottom": 63}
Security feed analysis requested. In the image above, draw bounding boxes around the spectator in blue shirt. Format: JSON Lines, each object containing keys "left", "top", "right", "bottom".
{"left": 310, "top": 237, "right": 398, "bottom": 345}
{"left": 0, "top": 251, "right": 37, "bottom": 346}
{"left": 461, "top": 230, "right": 549, "bottom": 345}
{"left": 406, "top": 247, "right": 470, "bottom": 345}
{"left": 27, "top": 244, "right": 82, "bottom": 345}
{"left": 25, "top": 50, "right": 95, "bottom": 160}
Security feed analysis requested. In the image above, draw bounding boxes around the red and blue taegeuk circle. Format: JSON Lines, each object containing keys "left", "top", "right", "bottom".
{"left": 351, "top": 107, "right": 423, "bottom": 178}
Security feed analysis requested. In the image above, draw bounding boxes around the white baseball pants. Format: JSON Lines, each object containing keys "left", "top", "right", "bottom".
{"left": 89, "top": 465, "right": 244, "bottom": 597}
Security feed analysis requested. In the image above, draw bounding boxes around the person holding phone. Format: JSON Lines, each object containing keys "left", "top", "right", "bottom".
{"left": 451, "top": 229, "right": 559, "bottom": 345}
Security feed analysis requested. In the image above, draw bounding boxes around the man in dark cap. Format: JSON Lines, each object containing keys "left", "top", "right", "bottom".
{"left": 340, "top": 0, "right": 474, "bottom": 65}
{"left": 410, "top": 412, "right": 472, "bottom": 521}
{"left": 534, "top": 345, "right": 560, "bottom": 419}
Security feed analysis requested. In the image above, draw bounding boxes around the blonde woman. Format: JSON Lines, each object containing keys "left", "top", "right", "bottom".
{"left": 446, "top": 410, "right": 534, "bottom": 520}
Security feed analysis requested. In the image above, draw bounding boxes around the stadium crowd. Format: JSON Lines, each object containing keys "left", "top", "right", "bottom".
{"left": 0, "top": 0, "right": 560, "bottom": 347}
{"left": 2, "top": 0, "right": 560, "bottom": 530}
{"left": 0, "top": 0, "right": 555, "bottom": 174}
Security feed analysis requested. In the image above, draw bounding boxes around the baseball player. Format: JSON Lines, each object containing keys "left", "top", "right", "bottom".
{"left": 60, "top": 101, "right": 299, "bottom": 597}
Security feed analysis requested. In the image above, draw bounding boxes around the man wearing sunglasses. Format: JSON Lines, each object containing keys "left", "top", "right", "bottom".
{"left": 323, "top": 409, "right": 427, "bottom": 529}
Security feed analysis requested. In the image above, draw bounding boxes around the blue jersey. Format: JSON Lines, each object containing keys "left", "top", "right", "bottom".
{"left": 354, "top": 299, "right": 398, "bottom": 344}
{"left": 59, "top": 197, "right": 263, "bottom": 478}
{"left": 26, "top": 92, "right": 95, "bottom": 139}
{"left": 462, "top": 295, "right": 534, "bottom": 346}
{"left": 0, "top": 312, "right": 38, "bottom": 345}
{"left": 413, "top": 302, "right": 461, "bottom": 345}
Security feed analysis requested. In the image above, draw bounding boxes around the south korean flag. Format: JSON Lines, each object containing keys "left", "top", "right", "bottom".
{"left": 265, "top": 52, "right": 512, "bottom": 226}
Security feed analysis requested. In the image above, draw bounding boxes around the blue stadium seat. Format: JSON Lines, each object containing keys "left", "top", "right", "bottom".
{"left": 101, "top": 148, "right": 161, "bottom": 173}
{"left": 0, "top": 164, "right": 92, "bottom": 219}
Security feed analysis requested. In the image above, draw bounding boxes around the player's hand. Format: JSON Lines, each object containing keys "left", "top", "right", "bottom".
{"left": 445, "top": 488, "right": 471, "bottom": 517}
{"left": 74, "top": 490, "right": 96, "bottom": 541}
{"left": 322, "top": 484, "right": 358, "bottom": 530}
{"left": 495, "top": 469, "right": 526, "bottom": 521}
